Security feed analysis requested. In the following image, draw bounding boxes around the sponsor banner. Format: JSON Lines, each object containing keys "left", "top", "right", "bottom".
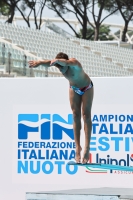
{"left": 12, "top": 104, "right": 133, "bottom": 184}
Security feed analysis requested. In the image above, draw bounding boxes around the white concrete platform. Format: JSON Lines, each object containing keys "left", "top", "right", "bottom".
{"left": 26, "top": 188, "right": 133, "bottom": 200}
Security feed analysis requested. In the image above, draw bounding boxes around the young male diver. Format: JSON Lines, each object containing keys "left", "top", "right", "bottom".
{"left": 29, "top": 52, "right": 94, "bottom": 164}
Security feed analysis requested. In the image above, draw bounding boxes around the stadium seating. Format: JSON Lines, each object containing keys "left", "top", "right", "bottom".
{"left": 0, "top": 21, "right": 133, "bottom": 77}
{"left": 70, "top": 37, "right": 133, "bottom": 69}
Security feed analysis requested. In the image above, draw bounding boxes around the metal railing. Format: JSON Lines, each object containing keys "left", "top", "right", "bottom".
{"left": 0, "top": 44, "right": 62, "bottom": 77}
{"left": 2, "top": 43, "right": 5, "bottom": 65}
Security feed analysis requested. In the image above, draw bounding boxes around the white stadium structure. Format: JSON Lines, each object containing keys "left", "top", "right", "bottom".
{"left": 0, "top": 16, "right": 133, "bottom": 77}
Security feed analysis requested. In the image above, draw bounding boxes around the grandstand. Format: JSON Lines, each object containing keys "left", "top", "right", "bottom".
{"left": 71, "top": 38, "right": 133, "bottom": 69}
{"left": 0, "top": 21, "right": 133, "bottom": 77}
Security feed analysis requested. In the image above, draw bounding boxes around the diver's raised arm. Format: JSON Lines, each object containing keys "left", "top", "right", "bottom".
{"left": 29, "top": 59, "right": 51, "bottom": 68}
{"left": 50, "top": 58, "right": 81, "bottom": 67}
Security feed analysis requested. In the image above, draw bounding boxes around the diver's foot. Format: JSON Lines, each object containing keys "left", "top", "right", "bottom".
{"left": 82, "top": 147, "right": 90, "bottom": 164}
{"left": 75, "top": 146, "right": 82, "bottom": 163}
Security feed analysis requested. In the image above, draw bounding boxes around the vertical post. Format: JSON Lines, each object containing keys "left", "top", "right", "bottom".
{"left": 44, "top": 66, "right": 48, "bottom": 77}
{"left": 44, "top": 22, "right": 46, "bottom": 32}
{"left": 13, "top": 18, "right": 16, "bottom": 26}
{"left": 75, "top": 24, "right": 77, "bottom": 33}
{"left": 23, "top": 55, "right": 27, "bottom": 76}
{"left": 2, "top": 43, "right": 6, "bottom": 65}
{"left": 8, "top": 52, "right": 11, "bottom": 74}
{"left": 41, "top": 21, "right": 46, "bottom": 31}
{"left": 77, "top": 24, "right": 80, "bottom": 32}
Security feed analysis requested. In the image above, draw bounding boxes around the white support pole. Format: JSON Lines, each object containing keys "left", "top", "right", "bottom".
{"left": 13, "top": 19, "right": 17, "bottom": 26}
{"left": 40, "top": 21, "right": 47, "bottom": 31}
{"left": 130, "top": 35, "right": 133, "bottom": 42}
{"left": 76, "top": 24, "right": 80, "bottom": 32}
{"left": 126, "top": 33, "right": 133, "bottom": 44}
{"left": 110, "top": 32, "right": 119, "bottom": 41}
{"left": 74, "top": 24, "right": 77, "bottom": 32}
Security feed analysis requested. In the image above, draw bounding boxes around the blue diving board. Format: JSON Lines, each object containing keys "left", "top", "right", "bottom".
{"left": 67, "top": 161, "right": 133, "bottom": 171}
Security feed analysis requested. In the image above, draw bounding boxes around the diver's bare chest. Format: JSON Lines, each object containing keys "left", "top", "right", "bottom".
{"left": 64, "top": 66, "right": 82, "bottom": 78}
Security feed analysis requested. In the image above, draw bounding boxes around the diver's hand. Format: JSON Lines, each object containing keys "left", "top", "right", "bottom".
{"left": 28, "top": 60, "right": 40, "bottom": 68}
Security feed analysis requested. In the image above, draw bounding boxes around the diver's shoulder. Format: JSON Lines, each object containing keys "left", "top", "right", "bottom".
{"left": 69, "top": 58, "right": 82, "bottom": 67}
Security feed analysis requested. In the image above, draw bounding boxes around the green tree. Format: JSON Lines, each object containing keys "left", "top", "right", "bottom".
{"left": 90, "top": 0, "right": 118, "bottom": 40}
{"left": 0, "top": 0, "right": 21, "bottom": 23}
{"left": 17, "top": 0, "right": 47, "bottom": 29}
{"left": 0, "top": 0, "right": 10, "bottom": 16}
{"left": 78, "top": 25, "right": 114, "bottom": 40}
{"left": 115, "top": 0, "right": 133, "bottom": 42}
{"left": 47, "top": 0, "right": 118, "bottom": 40}
{"left": 47, "top": 0, "right": 93, "bottom": 39}
{"left": 0, "top": 0, "right": 47, "bottom": 28}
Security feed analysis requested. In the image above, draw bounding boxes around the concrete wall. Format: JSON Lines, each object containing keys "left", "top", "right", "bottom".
{"left": 0, "top": 77, "right": 133, "bottom": 200}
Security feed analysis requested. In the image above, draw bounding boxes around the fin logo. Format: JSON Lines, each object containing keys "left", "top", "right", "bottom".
{"left": 17, "top": 114, "right": 78, "bottom": 175}
{"left": 18, "top": 114, "right": 74, "bottom": 140}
